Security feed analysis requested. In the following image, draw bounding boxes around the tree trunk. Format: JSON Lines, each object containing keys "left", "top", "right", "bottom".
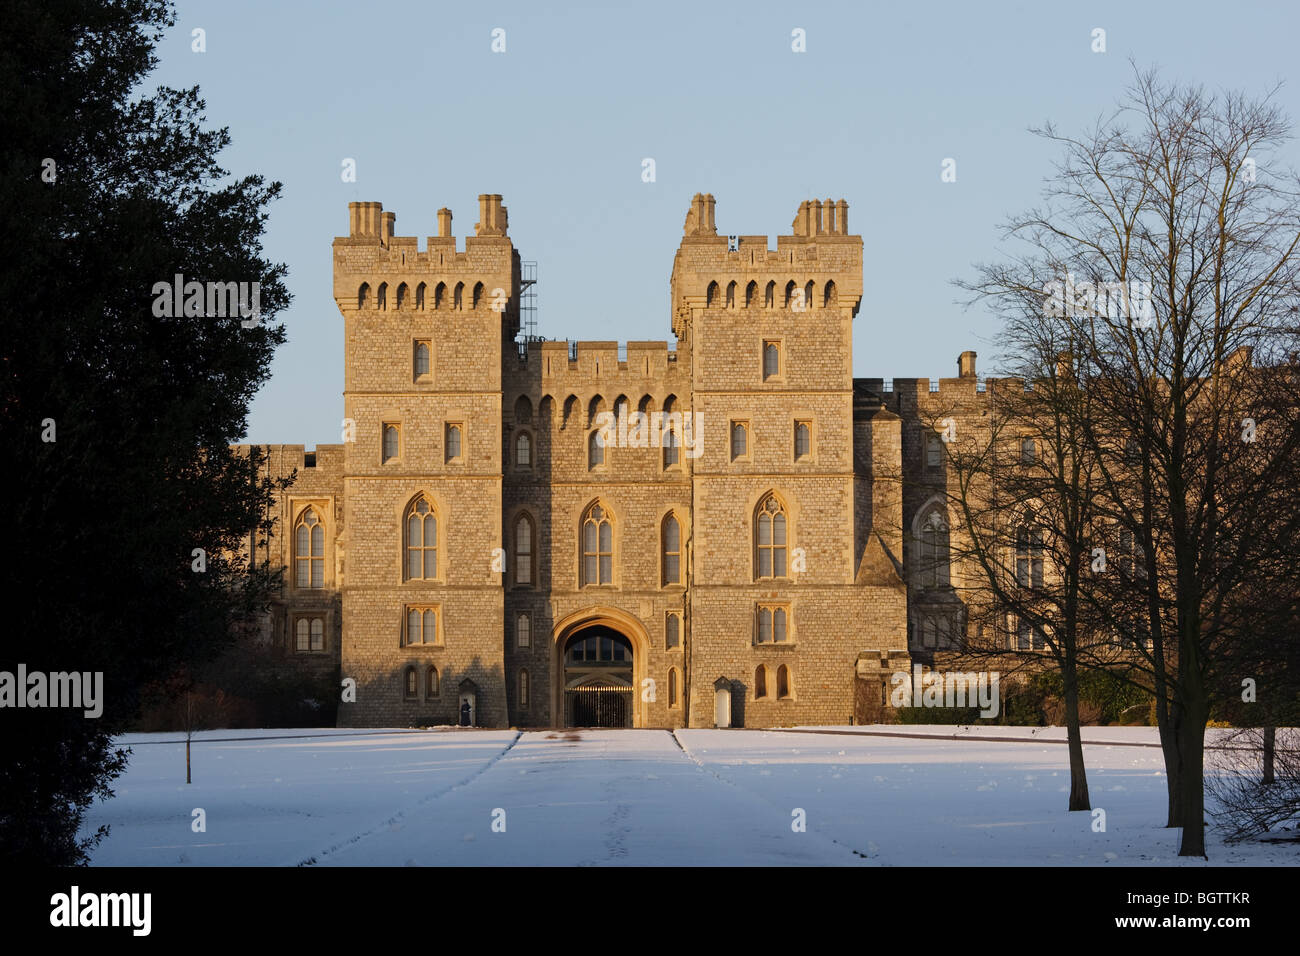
{"left": 186, "top": 737, "right": 192, "bottom": 785}
{"left": 1062, "top": 656, "right": 1091, "bottom": 810}
{"left": 1263, "top": 726, "right": 1276, "bottom": 785}
{"left": 1176, "top": 706, "right": 1207, "bottom": 857}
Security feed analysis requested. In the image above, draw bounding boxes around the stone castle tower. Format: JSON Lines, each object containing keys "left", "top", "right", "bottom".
{"left": 236, "top": 193, "right": 984, "bottom": 728}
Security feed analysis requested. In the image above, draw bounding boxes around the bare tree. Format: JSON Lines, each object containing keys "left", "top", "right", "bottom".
{"left": 958, "top": 64, "right": 1300, "bottom": 856}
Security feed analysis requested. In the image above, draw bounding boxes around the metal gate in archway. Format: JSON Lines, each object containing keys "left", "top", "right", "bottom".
{"left": 566, "top": 682, "right": 632, "bottom": 728}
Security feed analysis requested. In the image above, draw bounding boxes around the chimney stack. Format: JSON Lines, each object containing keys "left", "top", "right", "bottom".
{"left": 958, "top": 350, "right": 977, "bottom": 378}
{"left": 437, "top": 207, "right": 452, "bottom": 237}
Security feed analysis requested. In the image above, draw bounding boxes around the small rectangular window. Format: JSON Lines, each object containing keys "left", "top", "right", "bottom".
{"left": 295, "top": 617, "right": 325, "bottom": 653}
{"left": 413, "top": 340, "right": 432, "bottom": 381}
{"left": 383, "top": 423, "right": 400, "bottom": 463}
{"left": 926, "top": 432, "right": 942, "bottom": 469}
{"left": 755, "top": 603, "right": 792, "bottom": 644}
{"left": 405, "top": 606, "right": 440, "bottom": 646}
{"left": 762, "top": 340, "right": 781, "bottom": 380}
{"left": 730, "top": 421, "right": 748, "bottom": 460}
{"left": 445, "top": 423, "right": 463, "bottom": 462}
{"left": 665, "top": 612, "right": 681, "bottom": 649}
{"left": 794, "top": 420, "right": 811, "bottom": 461}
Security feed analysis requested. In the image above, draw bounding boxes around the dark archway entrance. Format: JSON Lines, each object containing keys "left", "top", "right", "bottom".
{"left": 562, "top": 626, "right": 633, "bottom": 728}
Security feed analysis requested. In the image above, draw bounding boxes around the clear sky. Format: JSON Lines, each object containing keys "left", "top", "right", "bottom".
{"left": 148, "top": 0, "right": 1300, "bottom": 446}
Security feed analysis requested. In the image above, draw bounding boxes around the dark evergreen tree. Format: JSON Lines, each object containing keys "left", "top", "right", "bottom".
{"left": 0, "top": 0, "right": 289, "bottom": 863}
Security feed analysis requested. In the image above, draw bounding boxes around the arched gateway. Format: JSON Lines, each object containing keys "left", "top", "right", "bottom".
{"left": 552, "top": 608, "right": 648, "bottom": 728}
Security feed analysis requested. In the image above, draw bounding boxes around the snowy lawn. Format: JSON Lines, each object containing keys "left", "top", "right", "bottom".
{"left": 80, "top": 726, "right": 1294, "bottom": 866}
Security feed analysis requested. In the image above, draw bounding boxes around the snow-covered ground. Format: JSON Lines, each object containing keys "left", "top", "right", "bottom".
{"left": 79, "top": 726, "right": 1294, "bottom": 866}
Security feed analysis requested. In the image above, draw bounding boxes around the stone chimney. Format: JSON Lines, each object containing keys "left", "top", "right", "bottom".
{"left": 437, "top": 207, "right": 452, "bottom": 238}
{"left": 348, "top": 201, "right": 383, "bottom": 238}
{"left": 958, "top": 350, "right": 977, "bottom": 378}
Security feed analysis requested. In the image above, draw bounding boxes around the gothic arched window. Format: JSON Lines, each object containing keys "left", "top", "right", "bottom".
{"left": 514, "top": 514, "right": 534, "bottom": 586}
{"left": 581, "top": 502, "right": 613, "bottom": 586}
{"left": 406, "top": 495, "right": 438, "bottom": 580}
{"left": 755, "top": 494, "right": 788, "bottom": 579}
{"left": 295, "top": 507, "right": 325, "bottom": 588}
{"left": 918, "top": 508, "right": 950, "bottom": 588}
{"left": 662, "top": 513, "right": 681, "bottom": 586}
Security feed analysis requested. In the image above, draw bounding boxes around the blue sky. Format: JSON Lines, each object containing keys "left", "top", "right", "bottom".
{"left": 151, "top": 0, "right": 1300, "bottom": 446}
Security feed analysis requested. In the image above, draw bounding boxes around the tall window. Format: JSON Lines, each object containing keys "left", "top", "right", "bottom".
{"left": 426, "top": 666, "right": 439, "bottom": 697}
{"left": 763, "top": 341, "right": 781, "bottom": 380}
{"left": 404, "top": 666, "right": 417, "bottom": 700}
{"left": 776, "top": 664, "right": 791, "bottom": 699}
{"left": 1016, "top": 522, "right": 1044, "bottom": 588}
{"left": 1015, "top": 617, "right": 1045, "bottom": 651}
{"left": 731, "top": 421, "right": 748, "bottom": 460}
{"left": 757, "top": 604, "right": 789, "bottom": 643}
{"left": 755, "top": 494, "right": 788, "bottom": 579}
{"left": 514, "top": 515, "right": 533, "bottom": 585}
{"left": 406, "top": 495, "right": 438, "bottom": 580}
{"left": 1021, "top": 436, "right": 1037, "bottom": 464}
{"left": 295, "top": 617, "right": 324, "bottom": 652}
{"left": 444, "top": 423, "right": 463, "bottom": 462}
{"left": 581, "top": 502, "right": 613, "bottom": 586}
{"left": 413, "top": 341, "right": 431, "bottom": 380}
{"left": 519, "top": 669, "right": 529, "bottom": 708}
{"left": 662, "top": 514, "right": 681, "bottom": 585}
{"left": 588, "top": 430, "right": 604, "bottom": 468}
{"left": 669, "top": 668, "right": 678, "bottom": 707}
{"left": 764, "top": 280, "right": 775, "bottom": 308}
{"left": 382, "top": 423, "right": 400, "bottom": 463}
{"left": 926, "top": 432, "right": 942, "bottom": 469}
{"left": 755, "top": 664, "right": 768, "bottom": 699}
{"left": 918, "top": 509, "right": 950, "bottom": 588}
{"left": 665, "top": 612, "right": 681, "bottom": 649}
{"left": 295, "top": 508, "right": 325, "bottom": 588}
{"left": 663, "top": 426, "right": 680, "bottom": 468}
{"left": 794, "top": 421, "right": 811, "bottom": 461}
{"left": 406, "top": 606, "right": 438, "bottom": 645}
{"left": 515, "top": 432, "right": 532, "bottom": 468}
{"left": 516, "top": 613, "right": 531, "bottom": 648}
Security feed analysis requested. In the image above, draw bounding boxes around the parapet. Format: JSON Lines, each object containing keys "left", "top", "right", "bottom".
{"left": 508, "top": 339, "right": 686, "bottom": 388}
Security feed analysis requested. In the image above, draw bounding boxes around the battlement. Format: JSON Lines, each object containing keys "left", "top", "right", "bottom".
{"left": 854, "top": 351, "right": 1061, "bottom": 413}
{"left": 332, "top": 198, "right": 520, "bottom": 320}
{"left": 230, "top": 443, "right": 347, "bottom": 477}
{"left": 670, "top": 195, "right": 864, "bottom": 336}
{"left": 506, "top": 339, "right": 686, "bottom": 389}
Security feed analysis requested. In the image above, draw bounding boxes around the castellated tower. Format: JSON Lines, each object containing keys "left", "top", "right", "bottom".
{"left": 331, "top": 196, "right": 520, "bottom": 727}
{"left": 672, "top": 194, "right": 907, "bottom": 725}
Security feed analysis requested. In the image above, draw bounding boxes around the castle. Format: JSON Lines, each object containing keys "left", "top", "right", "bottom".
{"left": 236, "top": 193, "right": 990, "bottom": 728}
